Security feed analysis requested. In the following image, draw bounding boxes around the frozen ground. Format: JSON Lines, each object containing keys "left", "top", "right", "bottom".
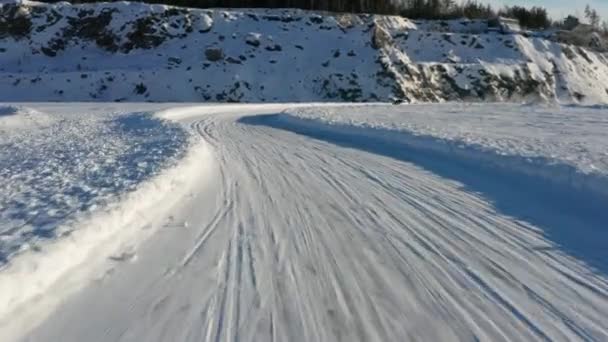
{"left": 1, "top": 103, "right": 607, "bottom": 341}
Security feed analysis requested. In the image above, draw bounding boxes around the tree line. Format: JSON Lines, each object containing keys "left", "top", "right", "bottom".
{"left": 88, "top": 0, "right": 400, "bottom": 14}
{"left": 35, "top": 0, "right": 608, "bottom": 31}
{"left": 398, "top": 1, "right": 551, "bottom": 28}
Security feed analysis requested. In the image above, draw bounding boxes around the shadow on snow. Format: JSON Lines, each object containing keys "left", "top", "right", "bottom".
{"left": 239, "top": 113, "right": 608, "bottom": 277}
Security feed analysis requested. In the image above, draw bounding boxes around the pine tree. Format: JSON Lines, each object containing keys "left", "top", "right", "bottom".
{"left": 585, "top": 4, "right": 600, "bottom": 28}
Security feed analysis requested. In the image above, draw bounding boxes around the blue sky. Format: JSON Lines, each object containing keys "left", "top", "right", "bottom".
{"left": 482, "top": 0, "right": 608, "bottom": 21}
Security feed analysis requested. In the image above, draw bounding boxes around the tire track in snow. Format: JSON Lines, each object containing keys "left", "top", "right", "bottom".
{"left": 192, "top": 114, "right": 608, "bottom": 341}
{"left": 22, "top": 109, "right": 608, "bottom": 342}
{"left": 177, "top": 121, "right": 234, "bottom": 270}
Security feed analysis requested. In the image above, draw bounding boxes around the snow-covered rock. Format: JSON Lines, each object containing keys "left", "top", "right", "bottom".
{"left": 245, "top": 32, "right": 261, "bottom": 47}
{"left": 1, "top": 0, "right": 607, "bottom": 104}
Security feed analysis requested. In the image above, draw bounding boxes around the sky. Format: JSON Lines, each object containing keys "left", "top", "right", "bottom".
{"left": 481, "top": 0, "right": 608, "bottom": 21}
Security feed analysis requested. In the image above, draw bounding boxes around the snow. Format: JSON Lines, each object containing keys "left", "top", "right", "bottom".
{"left": 1, "top": 3, "right": 607, "bottom": 340}
{"left": 0, "top": 105, "right": 192, "bottom": 266}
{"left": 288, "top": 103, "right": 608, "bottom": 198}
{"left": 0, "top": 140, "right": 213, "bottom": 341}
{"left": 0, "top": 105, "right": 54, "bottom": 130}
{"left": 0, "top": 103, "right": 606, "bottom": 341}
{"left": 1, "top": 1, "right": 607, "bottom": 103}
{"left": 0, "top": 103, "right": 219, "bottom": 340}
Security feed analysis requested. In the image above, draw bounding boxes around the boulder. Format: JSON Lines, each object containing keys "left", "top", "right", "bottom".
{"left": 245, "top": 32, "right": 261, "bottom": 47}
{"left": 205, "top": 47, "right": 224, "bottom": 62}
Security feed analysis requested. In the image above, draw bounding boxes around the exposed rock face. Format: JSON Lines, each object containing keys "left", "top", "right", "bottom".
{"left": 1, "top": 1, "right": 607, "bottom": 104}
{"left": 371, "top": 23, "right": 392, "bottom": 49}
{"left": 205, "top": 47, "right": 224, "bottom": 61}
{"left": 0, "top": 4, "right": 32, "bottom": 39}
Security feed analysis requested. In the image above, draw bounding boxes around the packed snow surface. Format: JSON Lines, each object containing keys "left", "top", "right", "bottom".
{"left": 1, "top": 103, "right": 607, "bottom": 342}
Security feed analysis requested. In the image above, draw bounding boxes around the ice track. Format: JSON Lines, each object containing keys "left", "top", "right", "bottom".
{"left": 20, "top": 106, "right": 608, "bottom": 341}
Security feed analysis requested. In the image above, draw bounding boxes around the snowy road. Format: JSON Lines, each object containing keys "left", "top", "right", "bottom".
{"left": 8, "top": 105, "right": 608, "bottom": 341}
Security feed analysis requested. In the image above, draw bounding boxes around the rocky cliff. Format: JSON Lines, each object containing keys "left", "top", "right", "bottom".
{"left": 1, "top": 1, "right": 607, "bottom": 103}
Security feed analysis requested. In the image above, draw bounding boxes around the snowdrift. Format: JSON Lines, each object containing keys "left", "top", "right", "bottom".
{"left": 1, "top": 1, "right": 608, "bottom": 103}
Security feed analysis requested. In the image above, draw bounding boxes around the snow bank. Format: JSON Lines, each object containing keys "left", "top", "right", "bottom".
{"left": 277, "top": 104, "right": 608, "bottom": 200}
{"left": 0, "top": 116, "right": 215, "bottom": 341}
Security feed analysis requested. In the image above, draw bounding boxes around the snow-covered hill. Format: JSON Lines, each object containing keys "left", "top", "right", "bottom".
{"left": 1, "top": 1, "right": 608, "bottom": 103}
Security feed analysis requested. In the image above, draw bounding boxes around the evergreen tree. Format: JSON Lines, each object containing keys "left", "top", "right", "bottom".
{"left": 585, "top": 4, "right": 600, "bottom": 28}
